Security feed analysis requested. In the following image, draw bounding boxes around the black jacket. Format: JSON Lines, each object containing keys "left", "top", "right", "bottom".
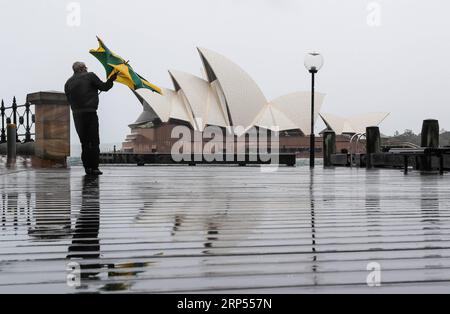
{"left": 64, "top": 72, "right": 114, "bottom": 113}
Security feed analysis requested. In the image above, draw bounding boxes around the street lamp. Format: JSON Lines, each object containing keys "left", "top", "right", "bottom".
{"left": 304, "top": 52, "right": 324, "bottom": 168}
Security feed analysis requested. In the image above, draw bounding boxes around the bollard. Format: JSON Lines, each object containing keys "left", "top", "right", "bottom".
{"left": 366, "top": 126, "right": 381, "bottom": 169}
{"left": 7, "top": 124, "right": 17, "bottom": 163}
{"left": 421, "top": 119, "right": 439, "bottom": 171}
{"left": 323, "top": 130, "right": 336, "bottom": 168}
{"left": 421, "top": 119, "right": 439, "bottom": 148}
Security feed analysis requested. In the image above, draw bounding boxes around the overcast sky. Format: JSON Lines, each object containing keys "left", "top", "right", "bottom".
{"left": 1, "top": 0, "right": 449, "bottom": 145}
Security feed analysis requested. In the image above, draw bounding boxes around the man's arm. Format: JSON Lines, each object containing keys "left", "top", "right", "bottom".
{"left": 89, "top": 72, "right": 114, "bottom": 92}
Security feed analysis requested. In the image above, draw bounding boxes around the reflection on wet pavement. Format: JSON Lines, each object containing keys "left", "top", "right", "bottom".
{"left": 2, "top": 165, "right": 450, "bottom": 293}
{"left": 67, "top": 175, "right": 101, "bottom": 280}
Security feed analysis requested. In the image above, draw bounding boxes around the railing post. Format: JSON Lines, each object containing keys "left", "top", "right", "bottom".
{"left": 25, "top": 102, "right": 32, "bottom": 143}
{"left": 7, "top": 123, "right": 17, "bottom": 163}
{"left": 12, "top": 97, "right": 19, "bottom": 142}
{"left": 0, "top": 100, "right": 5, "bottom": 143}
{"left": 366, "top": 126, "right": 381, "bottom": 169}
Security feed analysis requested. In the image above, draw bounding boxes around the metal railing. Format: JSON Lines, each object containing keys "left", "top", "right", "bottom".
{"left": 0, "top": 97, "right": 35, "bottom": 143}
{"left": 382, "top": 141, "right": 420, "bottom": 150}
{"left": 349, "top": 133, "right": 366, "bottom": 167}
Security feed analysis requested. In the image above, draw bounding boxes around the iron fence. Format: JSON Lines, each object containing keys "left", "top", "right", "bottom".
{"left": 0, "top": 97, "right": 35, "bottom": 143}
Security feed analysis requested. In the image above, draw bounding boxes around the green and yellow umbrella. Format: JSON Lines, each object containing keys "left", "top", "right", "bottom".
{"left": 89, "top": 36, "right": 162, "bottom": 94}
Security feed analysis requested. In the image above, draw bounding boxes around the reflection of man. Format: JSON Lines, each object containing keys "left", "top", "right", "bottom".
{"left": 67, "top": 175, "right": 101, "bottom": 281}
{"left": 64, "top": 62, "right": 118, "bottom": 175}
{"left": 66, "top": 176, "right": 150, "bottom": 291}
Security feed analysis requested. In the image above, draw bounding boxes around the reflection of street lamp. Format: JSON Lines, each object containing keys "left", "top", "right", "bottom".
{"left": 304, "top": 52, "right": 324, "bottom": 168}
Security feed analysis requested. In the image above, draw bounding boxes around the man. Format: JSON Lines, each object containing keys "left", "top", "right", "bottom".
{"left": 65, "top": 62, "right": 118, "bottom": 175}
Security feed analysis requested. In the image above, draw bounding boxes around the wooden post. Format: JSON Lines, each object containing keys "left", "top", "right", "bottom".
{"left": 421, "top": 119, "right": 439, "bottom": 171}
{"left": 26, "top": 91, "right": 70, "bottom": 167}
{"left": 366, "top": 126, "right": 381, "bottom": 169}
{"left": 322, "top": 130, "right": 336, "bottom": 168}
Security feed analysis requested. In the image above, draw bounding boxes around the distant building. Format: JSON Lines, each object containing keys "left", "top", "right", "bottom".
{"left": 122, "top": 48, "right": 389, "bottom": 156}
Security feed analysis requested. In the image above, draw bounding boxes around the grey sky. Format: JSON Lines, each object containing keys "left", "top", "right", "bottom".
{"left": 1, "top": 0, "right": 449, "bottom": 145}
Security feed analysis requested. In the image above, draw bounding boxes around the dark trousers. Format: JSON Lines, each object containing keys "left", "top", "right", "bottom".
{"left": 73, "top": 111, "right": 100, "bottom": 170}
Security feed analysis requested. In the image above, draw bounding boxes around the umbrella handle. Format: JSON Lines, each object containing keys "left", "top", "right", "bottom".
{"left": 110, "top": 69, "right": 121, "bottom": 78}
{"left": 98, "top": 70, "right": 121, "bottom": 95}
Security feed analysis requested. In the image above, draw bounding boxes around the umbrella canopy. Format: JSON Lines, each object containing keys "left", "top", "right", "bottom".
{"left": 89, "top": 36, "right": 162, "bottom": 94}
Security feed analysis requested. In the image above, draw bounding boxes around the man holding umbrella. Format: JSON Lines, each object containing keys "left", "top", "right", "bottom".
{"left": 65, "top": 37, "right": 161, "bottom": 176}
{"left": 64, "top": 62, "right": 118, "bottom": 175}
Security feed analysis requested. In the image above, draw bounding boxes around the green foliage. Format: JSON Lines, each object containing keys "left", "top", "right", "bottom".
{"left": 388, "top": 129, "right": 450, "bottom": 146}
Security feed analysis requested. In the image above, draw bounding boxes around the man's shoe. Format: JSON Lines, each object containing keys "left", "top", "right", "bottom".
{"left": 91, "top": 169, "right": 103, "bottom": 175}
{"left": 85, "top": 168, "right": 93, "bottom": 175}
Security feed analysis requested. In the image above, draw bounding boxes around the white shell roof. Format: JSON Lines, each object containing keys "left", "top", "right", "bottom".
{"left": 253, "top": 104, "right": 298, "bottom": 132}
{"left": 197, "top": 47, "right": 267, "bottom": 130}
{"left": 169, "top": 89, "right": 197, "bottom": 127}
{"left": 168, "top": 70, "right": 228, "bottom": 130}
{"left": 133, "top": 48, "right": 332, "bottom": 134}
{"left": 135, "top": 88, "right": 171, "bottom": 122}
{"left": 268, "top": 91, "right": 326, "bottom": 134}
{"left": 135, "top": 87, "right": 196, "bottom": 128}
{"left": 135, "top": 63, "right": 390, "bottom": 136}
{"left": 320, "top": 112, "right": 390, "bottom": 135}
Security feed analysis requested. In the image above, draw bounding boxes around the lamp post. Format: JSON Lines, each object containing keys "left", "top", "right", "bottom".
{"left": 304, "top": 52, "right": 324, "bottom": 168}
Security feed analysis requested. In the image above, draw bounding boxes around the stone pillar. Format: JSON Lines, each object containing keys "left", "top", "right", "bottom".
{"left": 322, "top": 130, "right": 336, "bottom": 168}
{"left": 26, "top": 91, "right": 70, "bottom": 167}
{"left": 366, "top": 126, "right": 381, "bottom": 169}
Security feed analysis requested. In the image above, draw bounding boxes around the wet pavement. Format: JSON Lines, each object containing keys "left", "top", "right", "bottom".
{"left": 1, "top": 161, "right": 450, "bottom": 293}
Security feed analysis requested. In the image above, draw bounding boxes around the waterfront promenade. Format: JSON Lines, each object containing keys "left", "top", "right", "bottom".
{"left": 1, "top": 160, "right": 450, "bottom": 293}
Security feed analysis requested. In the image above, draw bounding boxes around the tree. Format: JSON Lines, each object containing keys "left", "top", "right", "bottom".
{"left": 403, "top": 129, "right": 414, "bottom": 136}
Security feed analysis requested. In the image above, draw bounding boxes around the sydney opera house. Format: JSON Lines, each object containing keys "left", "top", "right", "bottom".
{"left": 122, "top": 47, "right": 389, "bottom": 156}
